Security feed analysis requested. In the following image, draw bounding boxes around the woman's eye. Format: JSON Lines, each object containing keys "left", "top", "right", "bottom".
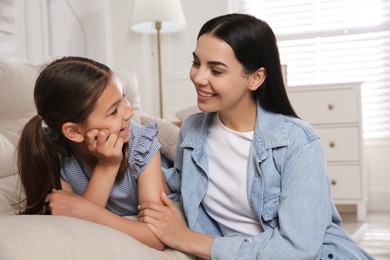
{"left": 211, "top": 68, "right": 222, "bottom": 75}
{"left": 191, "top": 60, "right": 200, "bottom": 67}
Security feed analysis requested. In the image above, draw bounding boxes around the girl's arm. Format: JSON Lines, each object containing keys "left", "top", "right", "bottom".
{"left": 52, "top": 150, "right": 167, "bottom": 250}
{"left": 82, "top": 129, "right": 123, "bottom": 207}
{"left": 46, "top": 189, "right": 165, "bottom": 250}
{"left": 137, "top": 150, "right": 167, "bottom": 203}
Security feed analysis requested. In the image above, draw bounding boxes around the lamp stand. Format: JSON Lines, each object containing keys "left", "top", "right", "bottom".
{"left": 155, "top": 21, "right": 163, "bottom": 118}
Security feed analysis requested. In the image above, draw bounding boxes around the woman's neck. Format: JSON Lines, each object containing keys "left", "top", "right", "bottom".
{"left": 218, "top": 96, "right": 257, "bottom": 132}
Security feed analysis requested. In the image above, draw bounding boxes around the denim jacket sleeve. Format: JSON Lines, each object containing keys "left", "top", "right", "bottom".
{"left": 211, "top": 137, "right": 333, "bottom": 260}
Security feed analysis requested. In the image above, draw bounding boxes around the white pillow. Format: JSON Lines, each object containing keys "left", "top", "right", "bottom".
{"left": 0, "top": 59, "right": 40, "bottom": 117}
{"left": 140, "top": 116, "right": 179, "bottom": 162}
{"left": 0, "top": 134, "right": 16, "bottom": 179}
{"left": 0, "top": 215, "right": 195, "bottom": 259}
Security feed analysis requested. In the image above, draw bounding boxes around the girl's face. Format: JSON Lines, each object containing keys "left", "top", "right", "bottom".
{"left": 189, "top": 34, "right": 255, "bottom": 115}
{"left": 84, "top": 78, "right": 133, "bottom": 143}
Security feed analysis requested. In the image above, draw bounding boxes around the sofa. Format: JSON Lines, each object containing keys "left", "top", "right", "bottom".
{"left": 0, "top": 58, "right": 198, "bottom": 260}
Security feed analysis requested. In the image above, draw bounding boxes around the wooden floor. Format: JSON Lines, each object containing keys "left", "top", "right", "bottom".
{"left": 341, "top": 210, "right": 390, "bottom": 259}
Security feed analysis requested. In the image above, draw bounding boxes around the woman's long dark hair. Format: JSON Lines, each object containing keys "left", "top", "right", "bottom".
{"left": 18, "top": 56, "right": 128, "bottom": 214}
{"left": 198, "top": 13, "right": 298, "bottom": 117}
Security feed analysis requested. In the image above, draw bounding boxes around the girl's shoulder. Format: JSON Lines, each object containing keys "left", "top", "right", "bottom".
{"left": 128, "top": 120, "right": 161, "bottom": 174}
{"left": 130, "top": 120, "right": 158, "bottom": 139}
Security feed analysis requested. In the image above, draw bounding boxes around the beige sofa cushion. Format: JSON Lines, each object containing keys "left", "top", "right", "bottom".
{"left": 0, "top": 134, "right": 16, "bottom": 179}
{"left": 0, "top": 59, "right": 39, "bottom": 117}
{"left": 0, "top": 215, "right": 194, "bottom": 260}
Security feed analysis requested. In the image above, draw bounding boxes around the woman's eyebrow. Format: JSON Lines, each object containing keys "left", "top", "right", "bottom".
{"left": 192, "top": 52, "right": 228, "bottom": 68}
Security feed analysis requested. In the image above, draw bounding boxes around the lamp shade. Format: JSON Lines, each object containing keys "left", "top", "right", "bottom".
{"left": 130, "top": 0, "right": 186, "bottom": 34}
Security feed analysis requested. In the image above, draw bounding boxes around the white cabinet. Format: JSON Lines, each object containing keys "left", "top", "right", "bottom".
{"left": 287, "top": 83, "right": 367, "bottom": 221}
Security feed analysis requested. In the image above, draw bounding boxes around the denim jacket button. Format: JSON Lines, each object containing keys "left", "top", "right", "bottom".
{"left": 328, "top": 253, "right": 334, "bottom": 259}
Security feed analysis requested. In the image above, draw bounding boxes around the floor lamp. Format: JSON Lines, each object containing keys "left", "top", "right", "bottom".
{"left": 130, "top": 0, "right": 186, "bottom": 118}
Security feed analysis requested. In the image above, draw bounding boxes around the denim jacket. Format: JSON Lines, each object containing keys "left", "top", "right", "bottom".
{"left": 165, "top": 99, "right": 373, "bottom": 260}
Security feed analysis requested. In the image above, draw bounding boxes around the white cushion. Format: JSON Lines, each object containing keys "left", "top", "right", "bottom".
{"left": 0, "top": 215, "right": 195, "bottom": 260}
{"left": 0, "top": 59, "right": 40, "bottom": 117}
{"left": 0, "top": 174, "right": 22, "bottom": 215}
{"left": 0, "top": 134, "right": 16, "bottom": 179}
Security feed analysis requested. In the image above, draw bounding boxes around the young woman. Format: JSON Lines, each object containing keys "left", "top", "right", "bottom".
{"left": 18, "top": 56, "right": 166, "bottom": 250}
{"left": 138, "top": 14, "right": 374, "bottom": 259}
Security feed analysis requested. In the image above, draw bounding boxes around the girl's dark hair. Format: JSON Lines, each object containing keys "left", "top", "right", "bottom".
{"left": 18, "top": 56, "right": 128, "bottom": 214}
{"left": 198, "top": 13, "right": 298, "bottom": 117}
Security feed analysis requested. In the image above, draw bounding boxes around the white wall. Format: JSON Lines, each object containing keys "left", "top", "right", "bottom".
{"left": 110, "top": 0, "right": 229, "bottom": 119}
{"left": 1, "top": 0, "right": 389, "bottom": 212}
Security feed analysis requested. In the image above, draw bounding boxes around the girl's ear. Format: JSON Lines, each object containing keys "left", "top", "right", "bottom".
{"left": 62, "top": 122, "right": 84, "bottom": 143}
{"left": 249, "top": 67, "right": 267, "bottom": 91}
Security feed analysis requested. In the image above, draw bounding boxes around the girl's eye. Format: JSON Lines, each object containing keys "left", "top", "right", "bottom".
{"left": 110, "top": 108, "right": 118, "bottom": 116}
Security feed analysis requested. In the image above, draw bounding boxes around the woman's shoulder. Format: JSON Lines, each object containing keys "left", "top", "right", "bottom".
{"left": 282, "top": 115, "right": 320, "bottom": 142}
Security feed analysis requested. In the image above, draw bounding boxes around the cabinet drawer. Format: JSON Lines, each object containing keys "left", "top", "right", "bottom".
{"left": 287, "top": 88, "right": 359, "bottom": 124}
{"left": 317, "top": 127, "right": 360, "bottom": 161}
{"left": 327, "top": 165, "right": 361, "bottom": 200}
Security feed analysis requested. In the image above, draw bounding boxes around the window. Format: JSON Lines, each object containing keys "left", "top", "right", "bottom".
{"left": 239, "top": 0, "right": 390, "bottom": 141}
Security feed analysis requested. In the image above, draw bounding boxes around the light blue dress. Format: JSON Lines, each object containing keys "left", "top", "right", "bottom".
{"left": 61, "top": 120, "right": 161, "bottom": 216}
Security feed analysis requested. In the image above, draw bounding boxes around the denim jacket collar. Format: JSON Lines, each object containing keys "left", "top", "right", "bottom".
{"left": 181, "top": 98, "right": 289, "bottom": 163}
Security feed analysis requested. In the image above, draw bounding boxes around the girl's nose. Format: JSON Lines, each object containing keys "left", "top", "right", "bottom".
{"left": 123, "top": 99, "right": 134, "bottom": 121}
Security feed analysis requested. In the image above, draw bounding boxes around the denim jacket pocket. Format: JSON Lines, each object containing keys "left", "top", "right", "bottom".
{"left": 261, "top": 193, "right": 280, "bottom": 228}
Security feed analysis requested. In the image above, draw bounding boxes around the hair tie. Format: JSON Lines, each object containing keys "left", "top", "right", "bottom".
{"left": 40, "top": 116, "right": 52, "bottom": 137}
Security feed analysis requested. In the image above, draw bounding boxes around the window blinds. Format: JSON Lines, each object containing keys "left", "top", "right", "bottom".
{"left": 239, "top": 0, "right": 390, "bottom": 140}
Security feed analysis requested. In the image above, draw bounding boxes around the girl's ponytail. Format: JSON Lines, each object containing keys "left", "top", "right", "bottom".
{"left": 18, "top": 115, "right": 61, "bottom": 214}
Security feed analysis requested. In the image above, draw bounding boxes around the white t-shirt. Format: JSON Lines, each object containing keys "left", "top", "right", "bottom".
{"left": 203, "top": 114, "right": 263, "bottom": 240}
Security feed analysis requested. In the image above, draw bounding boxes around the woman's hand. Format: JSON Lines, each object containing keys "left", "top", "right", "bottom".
{"left": 139, "top": 193, "right": 214, "bottom": 258}
{"left": 138, "top": 192, "right": 190, "bottom": 249}
{"left": 85, "top": 129, "right": 123, "bottom": 167}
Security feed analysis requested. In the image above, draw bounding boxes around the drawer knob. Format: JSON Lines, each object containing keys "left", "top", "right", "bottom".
{"left": 328, "top": 104, "right": 334, "bottom": 110}
{"left": 329, "top": 142, "right": 335, "bottom": 148}
{"left": 331, "top": 179, "right": 337, "bottom": 186}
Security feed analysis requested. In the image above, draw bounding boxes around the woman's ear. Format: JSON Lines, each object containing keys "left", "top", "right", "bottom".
{"left": 62, "top": 122, "right": 84, "bottom": 143}
{"left": 249, "top": 67, "right": 267, "bottom": 91}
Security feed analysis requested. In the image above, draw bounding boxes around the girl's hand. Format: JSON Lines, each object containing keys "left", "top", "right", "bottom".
{"left": 85, "top": 129, "right": 124, "bottom": 167}
{"left": 45, "top": 189, "right": 97, "bottom": 220}
{"left": 138, "top": 192, "right": 191, "bottom": 250}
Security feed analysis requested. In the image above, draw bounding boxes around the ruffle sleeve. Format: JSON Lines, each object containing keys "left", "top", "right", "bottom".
{"left": 128, "top": 120, "right": 161, "bottom": 177}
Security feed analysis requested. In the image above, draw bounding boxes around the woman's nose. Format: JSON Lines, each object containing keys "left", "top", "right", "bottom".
{"left": 191, "top": 68, "right": 209, "bottom": 86}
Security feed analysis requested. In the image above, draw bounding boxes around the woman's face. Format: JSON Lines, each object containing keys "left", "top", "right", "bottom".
{"left": 84, "top": 78, "right": 134, "bottom": 143}
{"left": 189, "top": 34, "right": 255, "bottom": 115}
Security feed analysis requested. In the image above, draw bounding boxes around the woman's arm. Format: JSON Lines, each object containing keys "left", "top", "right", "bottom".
{"left": 138, "top": 193, "right": 214, "bottom": 259}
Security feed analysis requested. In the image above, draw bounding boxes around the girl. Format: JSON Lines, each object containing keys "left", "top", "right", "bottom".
{"left": 138, "top": 14, "right": 374, "bottom": 259}
{"left": 18, "top": 56, "right": 166, "bottom": 250}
